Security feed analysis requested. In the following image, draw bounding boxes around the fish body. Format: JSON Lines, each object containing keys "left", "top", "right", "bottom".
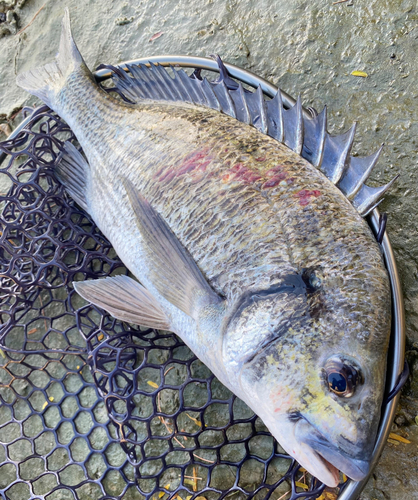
{"left": 16, "top": 11, "right": 392, "bottom": 487}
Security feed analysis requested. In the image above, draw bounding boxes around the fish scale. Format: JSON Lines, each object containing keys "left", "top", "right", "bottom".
{"left": 16, "top": 9, "right": 392, "bottom": 487}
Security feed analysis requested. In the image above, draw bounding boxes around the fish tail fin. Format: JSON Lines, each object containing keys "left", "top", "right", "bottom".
{"left": 16, "top": 8, "right": 86, "bottom": 107}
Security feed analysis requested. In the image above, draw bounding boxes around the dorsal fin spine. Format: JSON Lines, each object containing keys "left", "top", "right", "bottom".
{"left": 315, "top": 106, "right": 327, "bottom": 167}
{"left": 153, "top": 63, "right": 178, "bottom": 101}
{"left": 295, "top": 95, "right": 304, "bottom": 155}
{"left": 169, "top": 66, "right": 188, "bottom": 101}
{"left": 336, "top": 123, "right": 357, "bottom": 184}
{"left": 239, "top": 83, "right": 251, "bottom": 125}
{"left": 219, "top": 81, "right": 237, "bottom": 118}
{"left": 353, "top": 175, "right": 399, "bottom": 216}
{"left": 338, "top": 145, "right": 384, "bottom": 200}
{"left": 257, "top": 85, "right": 268, "bottom": 135}
{"left": 176, "top": 69, "right": 195, "bottom": 103}
{"left": 203, "top": 78, "right": 221, "bottom": 111}
{"left": 320, "top": 123, "right": 357, "bottom": 185}
{"left": 277, "top": 90, "right": 284, "bottom": 142}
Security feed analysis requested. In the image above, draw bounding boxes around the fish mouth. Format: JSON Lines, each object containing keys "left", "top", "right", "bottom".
{"left": 294, "top": 418, "right": 371, "bottom": 483}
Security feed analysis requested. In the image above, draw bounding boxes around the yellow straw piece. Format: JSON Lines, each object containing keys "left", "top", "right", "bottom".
{"left": 42, "top": 401, "right": 48, "bottom": 410}
{"left": 295, "top": 482, "right": 309, "bottom": 490}
{"left": 147, "top": 380, "right": 159, "bottom": 389}
{"left": 388, "top": 432, "right": 411, "bottom": 444}
{"left": 317, "top": 493, "right": 338, "bottom": 500}
{"left": 0, "top": 349, "right": 5, "bottom": 359}
{"left": 97, "top": 333, "right": 104, "bottom": 341}
{"left": 48, "top": 396, "right": 54, "bottom": 402}
{"left": 387, "top": 438, "right": 400, "bottom": 446}
{"left": 351, "top": 70, "right": 368, "bottom": 78}
{"left": 185, "top": 413, "right": 202, "bottom": 427}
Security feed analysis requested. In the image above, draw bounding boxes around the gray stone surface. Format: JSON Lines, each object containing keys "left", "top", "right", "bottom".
{"left": 1, "top": 0, "right": 418, "bottom": 498}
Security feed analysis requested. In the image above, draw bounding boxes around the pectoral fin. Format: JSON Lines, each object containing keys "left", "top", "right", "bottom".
{"left": 73, "top": 275, "right": 171, "bottom": 330}
{"left": 124, "top": 179, "right": 223, "bottom": 318}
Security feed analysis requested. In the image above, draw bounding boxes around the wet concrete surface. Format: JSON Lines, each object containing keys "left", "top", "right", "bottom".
{"left": 0, "top": 0, "right": 418, "bottom": 498}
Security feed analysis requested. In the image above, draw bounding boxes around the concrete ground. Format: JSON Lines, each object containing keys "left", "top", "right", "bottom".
{"left": 0, "top": 0, "right": 418, "bottom": 499}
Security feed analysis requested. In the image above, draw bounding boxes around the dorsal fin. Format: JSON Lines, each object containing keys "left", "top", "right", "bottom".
{"left": 106, "top": 57, "right": 397, "bottom": 217}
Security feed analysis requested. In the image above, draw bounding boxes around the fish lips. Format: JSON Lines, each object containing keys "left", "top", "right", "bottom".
{"left": 294, "top": 418, "right": 371, "bottom": 482}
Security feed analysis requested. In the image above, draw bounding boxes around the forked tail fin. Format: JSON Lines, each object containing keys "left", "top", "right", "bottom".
{"left": 16, "top": 8, "right": 86, "bottom": 107}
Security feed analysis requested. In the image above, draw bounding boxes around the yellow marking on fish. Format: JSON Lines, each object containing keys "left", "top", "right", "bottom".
{"left": 388, "top": 432, "right": 410, "bottom": 444}
{"left": 147, "top": 380, "right": 159, "bottom": 389}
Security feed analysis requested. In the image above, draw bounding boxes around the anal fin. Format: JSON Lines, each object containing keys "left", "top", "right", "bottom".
{"left": 56, "top": 141, "right": 90, "bottom": 211}
{"left": 73, "top": 275, "right": 171, "bottom": 330}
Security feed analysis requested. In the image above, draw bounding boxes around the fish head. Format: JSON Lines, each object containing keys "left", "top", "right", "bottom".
{"left": 222, "top": 267, "right": 391, "bottom": 487}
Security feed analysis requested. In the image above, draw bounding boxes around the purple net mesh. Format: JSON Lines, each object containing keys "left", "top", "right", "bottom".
{"left": 0, "top": 97, "right": 355, "bottom": 500}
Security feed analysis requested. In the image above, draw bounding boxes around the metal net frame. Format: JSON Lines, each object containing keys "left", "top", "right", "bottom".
{"left": 0, "top": 58, "right": 404, "bottom": 500}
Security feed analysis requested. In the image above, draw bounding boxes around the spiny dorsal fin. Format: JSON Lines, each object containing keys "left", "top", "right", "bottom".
{"left": 123, "top": 178, "right": 223, "bottom": 319}
{"left": 107, "top": 58, "right": 397, "bottom": 217}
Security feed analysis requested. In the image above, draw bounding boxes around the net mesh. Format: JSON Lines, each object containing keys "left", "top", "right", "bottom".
{"left": 0, "top": 99, "right": 353, "bottom": 500}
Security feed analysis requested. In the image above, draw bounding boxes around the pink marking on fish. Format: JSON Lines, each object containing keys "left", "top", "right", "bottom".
{"left": 262, "top": 172, "right": 288, "bottom": 189}
{"left": 233, "top": 163, "right": 263, "bottom": 184}
{"left": 295, "top": 189, "right": 321, "bottom": 206}
{"left": 265, "top": 165, "right": 285, "bottom": 177}
{"left": 231, "top": 163, "right": 247, "bottom": 173}
{"left": 158, "top": 169, "right": 176, "bottom": 183}
{"left": 243, "top": 172, "right": 263, "bottom": 183}
{"left": 156, "top": 148, "right": 212, "bottom": 183}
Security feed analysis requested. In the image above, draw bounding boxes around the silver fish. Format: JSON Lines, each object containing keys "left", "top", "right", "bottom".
{"left": 16, "top": 10, "right": 393, "bottom": 487}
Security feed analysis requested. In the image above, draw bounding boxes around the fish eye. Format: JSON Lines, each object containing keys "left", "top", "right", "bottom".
{"left": 323, "top": 357, "right": 361, "bottom": 398}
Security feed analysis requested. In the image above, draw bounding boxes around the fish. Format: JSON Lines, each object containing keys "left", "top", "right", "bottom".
{"left": 16, "top": 9, "right": 393, "bottom": 487}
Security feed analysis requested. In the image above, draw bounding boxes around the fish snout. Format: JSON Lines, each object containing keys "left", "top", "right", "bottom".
{"left": 294, "top": 416, "right": 372, "bottom": 482}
